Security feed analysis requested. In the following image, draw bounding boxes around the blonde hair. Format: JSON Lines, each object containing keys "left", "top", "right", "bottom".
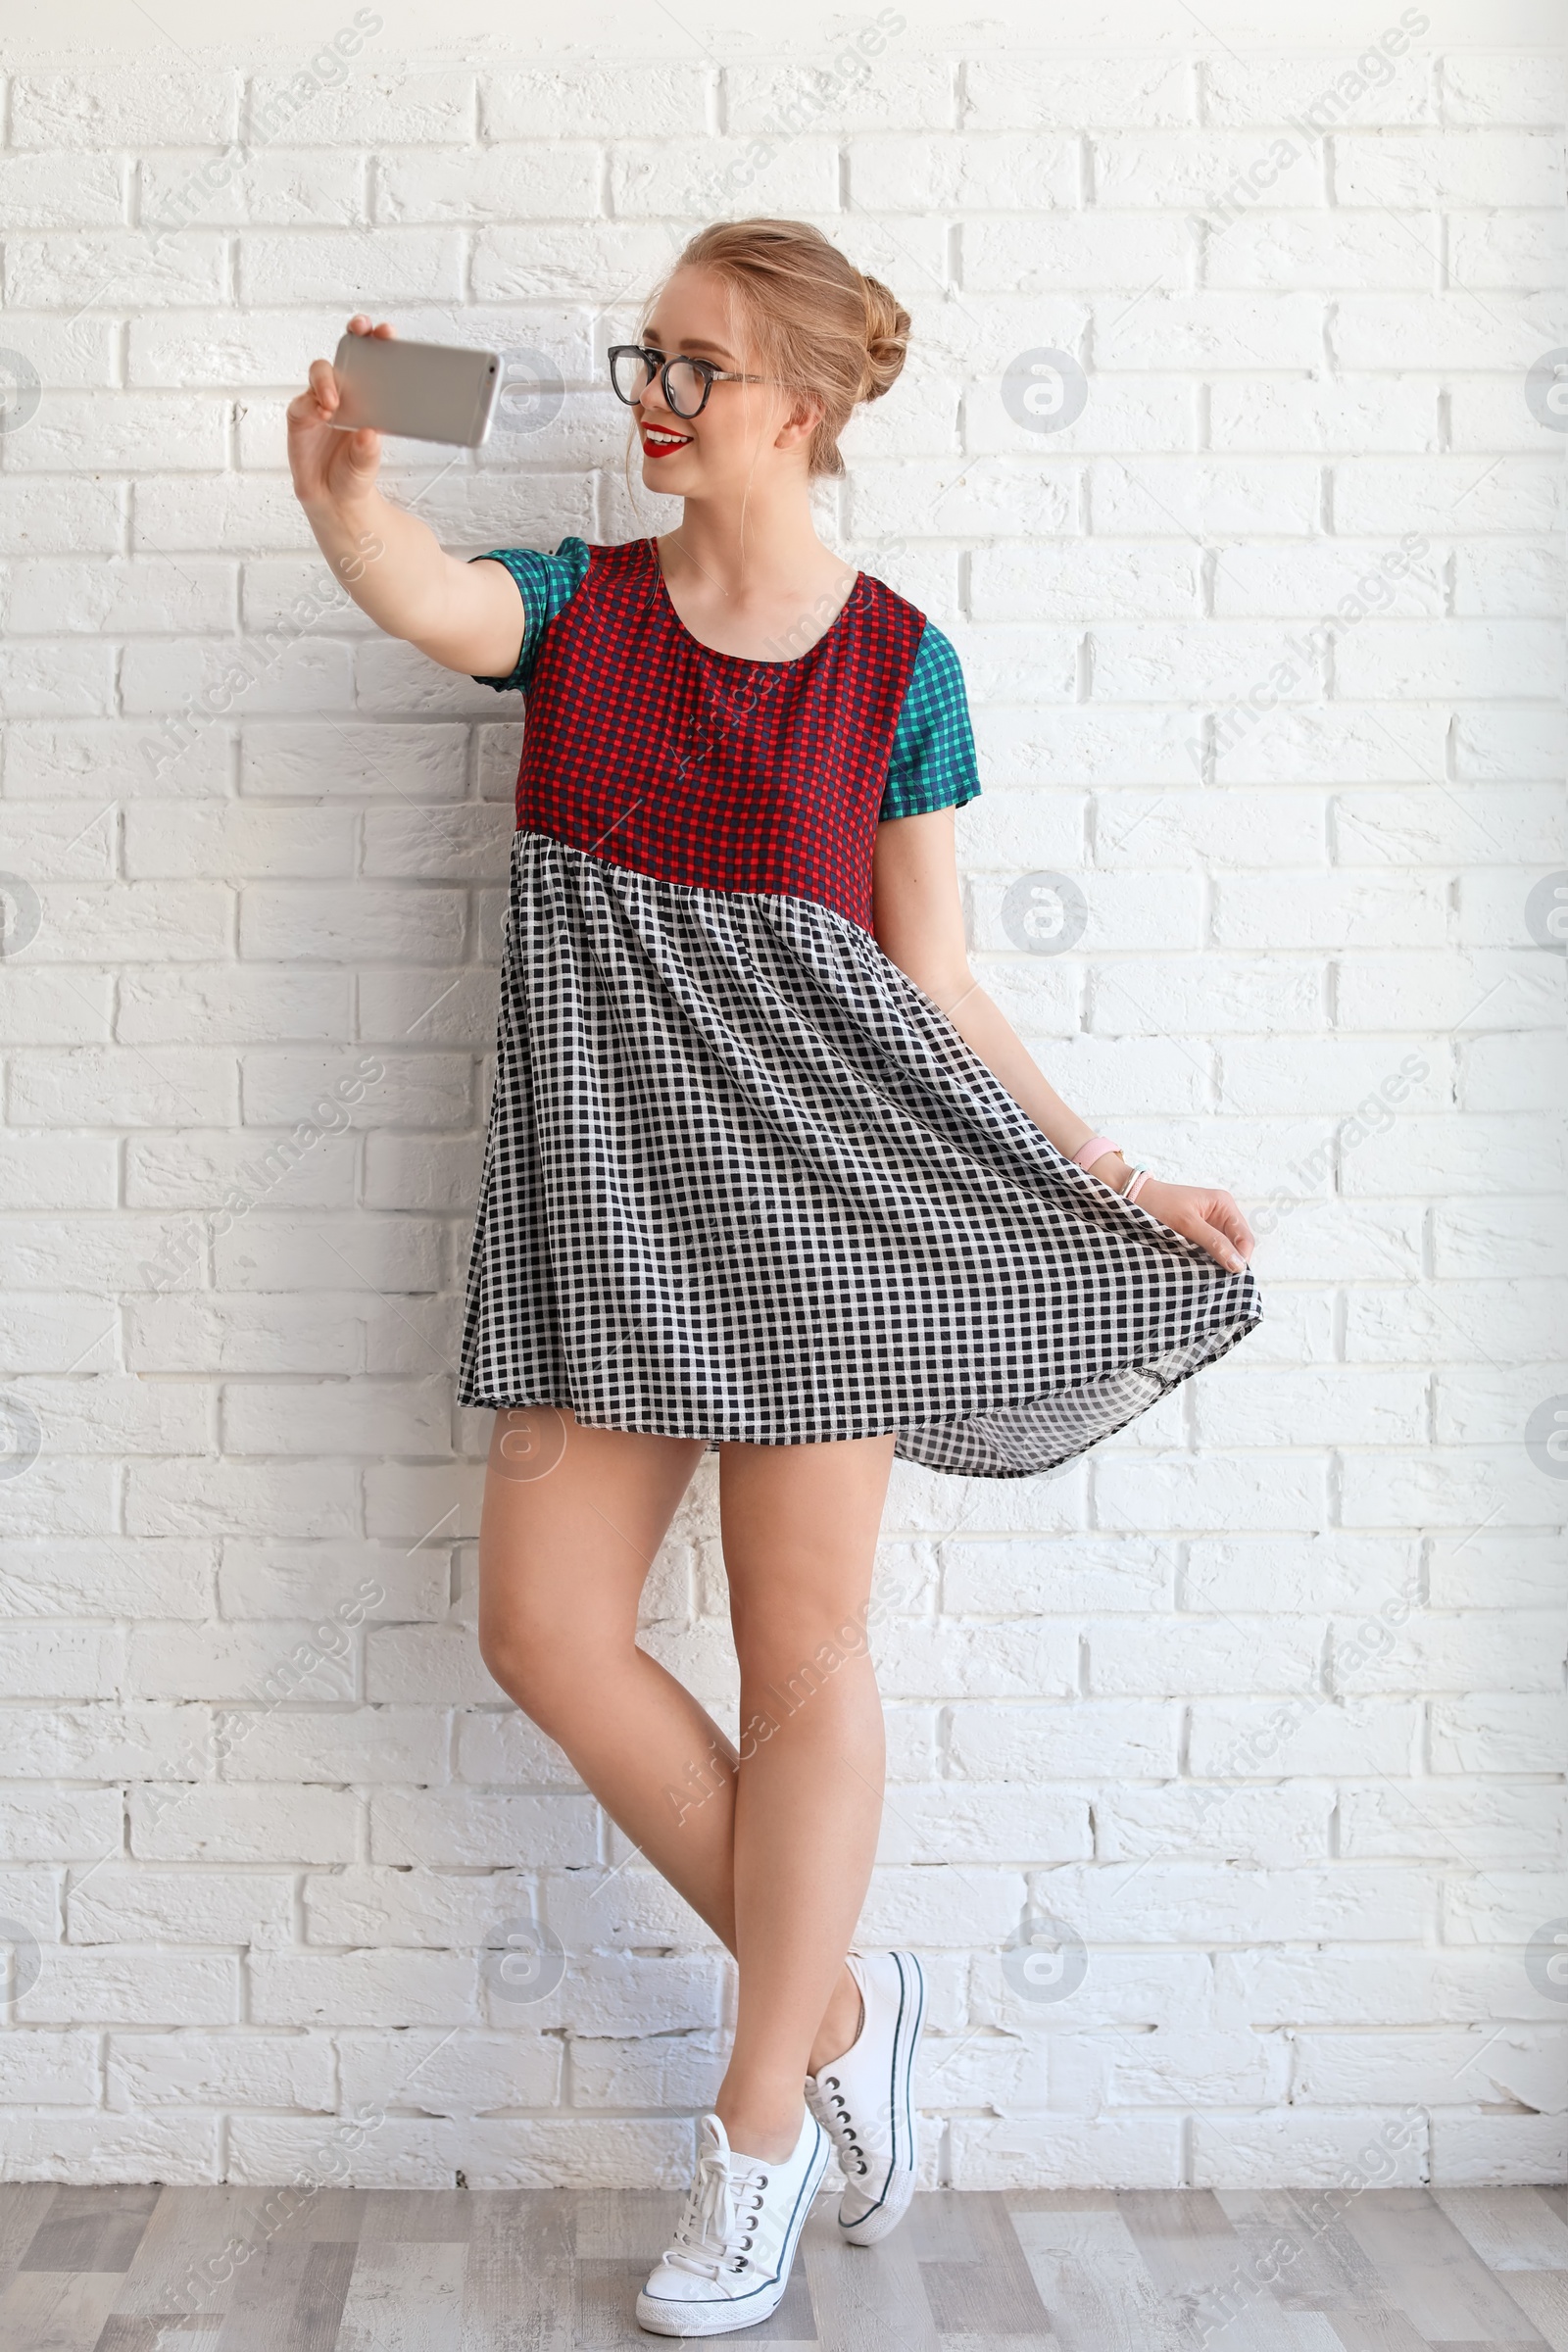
{"left": 652, "top": 218, "right": 910, "bottom": 478}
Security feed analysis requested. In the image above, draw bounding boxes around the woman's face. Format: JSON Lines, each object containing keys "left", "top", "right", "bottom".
{"left": 631, "top": 266, "right": 817, "bottom": 499}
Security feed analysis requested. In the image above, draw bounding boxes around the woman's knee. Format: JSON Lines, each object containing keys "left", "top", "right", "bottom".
{"left": 476, "top": 1581, "right": 639, "bottom": 1731}
{"left": 731, "top": 1592, "right": 877, "bottom": 1693}
{"left": 479, "top": 1592, "right": 581, "bottom": 1715}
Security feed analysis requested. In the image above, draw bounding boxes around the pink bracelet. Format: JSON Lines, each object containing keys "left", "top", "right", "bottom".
{"left": 1125, "top": 1167, "right": 1152, "bottom": 1205}
{"left": 1072, "top": 1135, "right": 1121, "bottom": 1173}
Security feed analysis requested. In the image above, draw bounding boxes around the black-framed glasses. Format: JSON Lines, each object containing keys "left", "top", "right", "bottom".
{"left": 608, "top": 344, "right": 771, "bottom": 420}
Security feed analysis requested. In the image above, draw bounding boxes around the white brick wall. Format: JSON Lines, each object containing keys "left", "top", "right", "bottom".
{"left": 0, "top": 24, "right": 1565, "bottom": 2195}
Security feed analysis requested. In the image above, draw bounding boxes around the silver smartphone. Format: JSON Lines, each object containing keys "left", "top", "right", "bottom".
{"left": 330, "top": 333, "right": 503, "bottom": 447}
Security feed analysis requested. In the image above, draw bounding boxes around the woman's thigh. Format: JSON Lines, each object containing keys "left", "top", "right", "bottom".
{"left": 717, "top": 1431, "right": 897, "bottom": 1657}
{"left": 477, "top": 1406, "right": 707, "bottom": 1694}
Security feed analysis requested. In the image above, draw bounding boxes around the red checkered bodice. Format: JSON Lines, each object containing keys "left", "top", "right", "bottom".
{"left": 510, "top": 538, "right": 927, "bottom": 933}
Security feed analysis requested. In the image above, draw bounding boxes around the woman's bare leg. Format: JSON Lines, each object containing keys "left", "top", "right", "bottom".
{"left": 475, "top": 1407, "right": 866, "bottom": 2082}
{"left": 710, "top": 1430, "right": 897, "bottom": 2160}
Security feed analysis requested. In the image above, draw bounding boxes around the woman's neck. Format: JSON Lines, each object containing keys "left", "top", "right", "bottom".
{"left": 662, "top": 481, "right": 851, "bottom": 591}
{"left": 655, "top": 491, "right": 858, "bottom": 662}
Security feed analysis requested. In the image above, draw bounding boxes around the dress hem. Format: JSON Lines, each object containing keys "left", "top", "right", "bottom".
{"left": 458, "top": 1301, "right": 1261, "bottom": 1480}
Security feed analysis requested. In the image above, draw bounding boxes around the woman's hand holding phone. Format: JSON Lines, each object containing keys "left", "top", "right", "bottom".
{"left": 285, "top": 316, "right": 524, "bottom": 679}
{"left": 287, "top": 314, "right": 390, "bottom": 516}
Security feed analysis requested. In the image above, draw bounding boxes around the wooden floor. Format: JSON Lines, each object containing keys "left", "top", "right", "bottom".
{"left": 1, "top": 2180, "right": 1565, "bottom": 2349}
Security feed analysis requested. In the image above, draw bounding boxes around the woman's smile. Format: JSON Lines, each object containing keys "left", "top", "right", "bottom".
{"left": 639, "top": 416, "right": 694, "bottom": 458}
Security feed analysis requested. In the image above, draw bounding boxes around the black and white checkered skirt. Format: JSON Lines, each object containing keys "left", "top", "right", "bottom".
{"left": 457, "top": 831, "right": 1260, "bottom": 1479}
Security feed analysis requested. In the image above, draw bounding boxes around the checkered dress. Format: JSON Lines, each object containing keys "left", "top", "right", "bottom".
{"left": 457, "top": 538, "right": 1260, "bottom": 1478}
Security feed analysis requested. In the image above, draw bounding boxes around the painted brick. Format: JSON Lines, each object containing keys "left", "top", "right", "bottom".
{"left": 0, "top": 34, "right": 1559, "bottom": 2200}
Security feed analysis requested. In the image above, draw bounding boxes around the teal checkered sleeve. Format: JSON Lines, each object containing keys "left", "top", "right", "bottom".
{"left": 881, "top": 623, "right": 982, "bottom": 820}
{"left": 471, "top": 537, "right": 593, "bottom": 692}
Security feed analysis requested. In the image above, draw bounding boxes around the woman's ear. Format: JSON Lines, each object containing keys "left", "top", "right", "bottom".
{"left": 771, "top": 390, "right": 823, "bottom": 453}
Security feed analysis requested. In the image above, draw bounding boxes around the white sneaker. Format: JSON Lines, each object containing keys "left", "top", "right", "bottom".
{"left": 806, "top": 1947, "right": 925, "bottom": 2245}
{"left": 635, "top": 2104, "right": 828, "bottom": 2337}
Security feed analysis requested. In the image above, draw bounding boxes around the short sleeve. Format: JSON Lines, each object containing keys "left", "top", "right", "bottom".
{"left": 469, "top": 537, "right": 592, "bottom": 693}
{"left": 880, "top": 624, "right": 982, "bottom": 820}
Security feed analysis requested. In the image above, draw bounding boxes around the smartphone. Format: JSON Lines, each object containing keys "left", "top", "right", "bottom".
{"left": 330, "top": 333, "right": 503, "bottom": 447}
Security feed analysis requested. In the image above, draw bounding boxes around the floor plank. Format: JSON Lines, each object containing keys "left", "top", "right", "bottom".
{"left": 1009, "top": 2205, "right": 1192, "bottom": 2352}
{"left": 332, "top": 2238, "right": 467, "bottom": 2352}
{"left": 0, "top": 2185, "right": 60, "bottom": 2297}
{"left": 1434, "top": 2189, "right": 1568, "bottom": 2273}
{"left": 457, "top": 2191, "right": 574, "bottom": 2352}
{"left": 360, "top": 2190, "right": 474, "bottom": 2242}
{"left": 571, "top": 2253, "right": 656, "bottom": 2349}
{"left": 0, "top": 2179, "right": 1560, "bottom": 2347}
{"left": 1116, "top": 2187, "right": 1303, "bottom": 2349}
{"left": 18, "top": 2185, "right": 160, "bottom": 2277}
{"left": 916, "top": 2191, "right": 1054, "bottom": 2336}
{"left": 94, "top": 2323, "right": 224, "bottom": 2352}
{"left": 570, "top": 2188, "right": 682, "bottom": 2262}
{"left": 1341, "top": 2191, "right": 1554, "bottom": 2347}
{"left": 0, "top": 2267, "right": 124, "bottom": 2350}
{"left": 1494, "top": 2274, "right": 1568, "bottom": 2352}
{"left": 286, "top": 2240, "right": 360, "bottom": 2352}
{"left": 210, "top": 2233, "right": 315, "bottom": 2352}
{"left": 259, "top": 2189, "right": 368, "bottom": 2248}
{"left": 801, "top": 2203, "right": 937, "bottom": 2352}
{"left": 1216, "top": 2185, "right": 1426, "bottom": 2329}
{"left": 110, "top": 2188, "right": 285, "bottom": 2322}
{"left": 1326, "top": 2314, "right": 1441, "bottom": 2352}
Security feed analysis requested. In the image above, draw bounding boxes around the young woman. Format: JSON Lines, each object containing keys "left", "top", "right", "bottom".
{"left": 288, "top": 218, "right": 1259, "bottom": 2336}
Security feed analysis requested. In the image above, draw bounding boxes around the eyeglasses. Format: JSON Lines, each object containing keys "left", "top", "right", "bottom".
{"left": 608, "top": 344, "right": 771, "bottom": 420}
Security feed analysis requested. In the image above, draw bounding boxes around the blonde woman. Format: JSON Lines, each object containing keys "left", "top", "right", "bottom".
{"left": 288, "top": 218, "right": 1258, "bottom": 2336}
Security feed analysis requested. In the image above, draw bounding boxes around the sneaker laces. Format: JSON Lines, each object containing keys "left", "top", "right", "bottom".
{"left": 664, "top": 2143, "right": 769, "bottom": 2280}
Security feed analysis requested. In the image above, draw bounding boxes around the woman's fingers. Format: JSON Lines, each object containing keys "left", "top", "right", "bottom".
{"left": 306, "top": 357, "right": 339, "bottom": 414}
{"left": 341, "top": 424, "right": 382, "bottom": 478}
{"left": 1207, "top": 1192, "right": 1254, "bottom": 1258}
{"left": 1187, "top": 1211, "right": 1248, "bottom": 1274}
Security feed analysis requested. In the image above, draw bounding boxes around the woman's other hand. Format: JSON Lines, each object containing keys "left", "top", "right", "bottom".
{"left": 1134, "top": 1180, "right": 1253, "bottom": 1275}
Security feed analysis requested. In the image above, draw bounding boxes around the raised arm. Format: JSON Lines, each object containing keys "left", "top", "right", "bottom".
{"left": 871, "top": 809, "right": 1253, "bottom": 1275}
{"left": 286, "top": 316, "right": 524, "bottom": 678}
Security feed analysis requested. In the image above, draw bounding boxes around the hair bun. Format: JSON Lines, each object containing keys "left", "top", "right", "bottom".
{"left": 858, "top": 272, "right": 910, "bottom": 403}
